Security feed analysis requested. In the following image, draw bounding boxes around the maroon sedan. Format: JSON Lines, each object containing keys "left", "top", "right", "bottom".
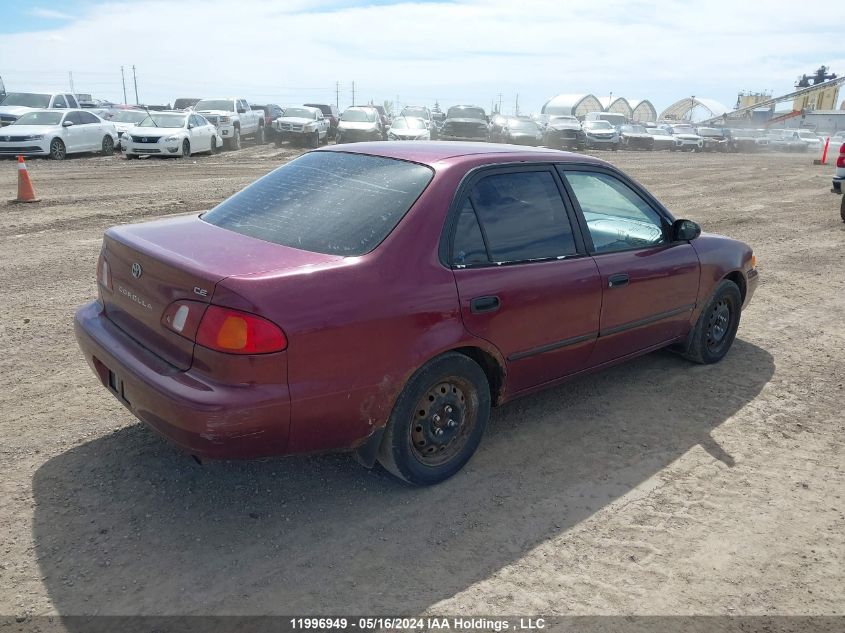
{"left": 75, "top": 142, "right": 758, "bottom": 485}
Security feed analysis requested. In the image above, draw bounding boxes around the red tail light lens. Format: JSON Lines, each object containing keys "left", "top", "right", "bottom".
{"left": 195, "top": 305, "right": 287, "bottom": 354}
{"left": 837, "top": 144, "right": 845, "bottom": 168}
{"left": 97, "top": 253, "right": 112, "bottom": 291}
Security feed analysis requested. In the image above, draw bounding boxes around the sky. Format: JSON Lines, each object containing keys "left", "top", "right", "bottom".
{"left": 1, "top": 0, "right": 844, "bottom": 117}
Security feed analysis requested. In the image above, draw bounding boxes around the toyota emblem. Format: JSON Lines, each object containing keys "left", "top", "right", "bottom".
{"left": 131, "top": 262, "right": 143, "bottom": 279}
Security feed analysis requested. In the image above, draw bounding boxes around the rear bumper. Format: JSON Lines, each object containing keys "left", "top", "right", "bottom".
{"left": 74, "top": 301, "right": 291, "bottom": 459}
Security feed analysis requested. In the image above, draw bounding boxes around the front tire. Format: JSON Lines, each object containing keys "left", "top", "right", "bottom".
{"left": 209, "top": 136, "right": 217, "bottom": 155}
{"left": 101, "top": 135, "right": 115, "bottom": 156}
{"left": 378, "top": 353, "right": 490, "bottom": 485}
{"left": 49, "top": 138, "right": 66, "bottom": 160}
{"left": 225, "top": 127, "right": 241, "bottom": 151}
{"left": 840, "top": 195, "right": 845, "bottom": 223}
{"left": 310, "top": 130, "right": 319, "bottom": 148}
{"left": 180, "top": 139, "right": 190, "bottom": 158}
{"left": 682, "top": 280, "right": 742, "bottom": 364}
{"left": 254, "top": 125, "right": 265, "bottom": 145}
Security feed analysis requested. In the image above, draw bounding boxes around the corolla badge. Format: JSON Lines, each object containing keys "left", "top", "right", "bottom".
{"left": 131, "top": 262, "right": 143, "bottom": 279}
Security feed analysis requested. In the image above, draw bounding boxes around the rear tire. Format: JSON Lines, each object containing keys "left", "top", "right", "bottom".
{"left": 101, "top": 135, "right": 115, "bottom": 156}
{"left": 682, "top": 280, "right": 742, "bottom": 364}
{"left": 378, "top": 353, "right": 490, "bottom": 486}
{"left": 209, "top": 136, "right": 217, "bottom": 155}
{"left": 840, "top": 195, "right": 845, "bottom": 223}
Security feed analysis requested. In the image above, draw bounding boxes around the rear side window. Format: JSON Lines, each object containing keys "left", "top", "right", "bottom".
{"left": 466, "top": 171, "right": 577, "bottom": 263}
{"left": 452, "top": 199, "right": 489, "bottom": 266}
{"left": 202, "top": 152, "right": 433, "bottom": 256}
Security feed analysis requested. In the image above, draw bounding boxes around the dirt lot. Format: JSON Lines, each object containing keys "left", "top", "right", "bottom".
{"left": 0, "top": 145, "right": 843, "bottom": 623}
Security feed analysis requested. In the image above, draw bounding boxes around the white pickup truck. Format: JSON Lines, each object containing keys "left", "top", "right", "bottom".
{"left": 831, "top": 138, "right": 845, "bottom": 222}
{"left": 194, "top": 97, "right": 264, "bottom": 150}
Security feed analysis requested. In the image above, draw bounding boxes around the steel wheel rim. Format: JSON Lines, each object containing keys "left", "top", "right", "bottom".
{"left": 706, "top": 298, "right": 733, "bottom": 353}
{"left": 52, "top": 140, "right": 65, "bottom": 159}
{"left": 409, "top": 376, "right": 477, "bottom": 467}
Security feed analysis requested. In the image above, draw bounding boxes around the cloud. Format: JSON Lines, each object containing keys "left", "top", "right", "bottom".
{"left": 2, "top": 0, "right": 843, "bottom": 115}
{"left": 29, "top": 7, "right": 75, "bottom": 20}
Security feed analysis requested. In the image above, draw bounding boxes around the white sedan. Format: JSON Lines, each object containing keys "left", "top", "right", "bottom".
{"left": 0, "top": 109, "right": 118, "bottom": 159}
{"left": 108, "top": 109, "right": 148, "bottom": 150}
{"left": 123, "top": 111, "right": 221, "bottom": 159}
{"left": 387, "top": 116, "right": 431, "bottom": 141}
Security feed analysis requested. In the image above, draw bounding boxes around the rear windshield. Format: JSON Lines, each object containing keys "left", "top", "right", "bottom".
{"left": 202, "top": 152, "right": 434, "bottom": 256}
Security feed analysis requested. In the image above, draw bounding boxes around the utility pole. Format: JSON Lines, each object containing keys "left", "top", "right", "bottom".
{"left": 132, "top": 65, "right": 139, "bottom": 105}
{"left": 121, "top": 66, "right": 127, "bottom": 104}
{"left": 68, "top": 71, "right": 74, "bottom": 95}
{"left": 351, "top": 81, "right": 355, "bottom": 107}
{"left": 514, "top": 93, "right": 519, "bottom": 116}
{"left": 497, "top": 93, "right": 503, "bottom": 114}
{"left": 335, "top": 81, "right": 340, "bottom": 109}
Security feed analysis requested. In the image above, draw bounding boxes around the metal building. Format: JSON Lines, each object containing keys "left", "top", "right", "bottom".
{"left": 541, "top": 94, "right": 604, "bottom": 118}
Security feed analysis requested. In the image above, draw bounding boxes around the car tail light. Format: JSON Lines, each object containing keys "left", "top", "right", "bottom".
{"left": 161, "top": 299, "right": 207, "bottom": 340}
{"left": 837, "top": 143, "right": 845, "bottom": 168}
{"left": 97, "top": 253, "right": 112, "bottom": 291}
{"left": 195, "top": 305, "right": 287, "bottom": 354}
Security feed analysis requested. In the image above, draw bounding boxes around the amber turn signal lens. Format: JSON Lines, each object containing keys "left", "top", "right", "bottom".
{"left": 216, "top": 315, "right": 249, "bottom": 350}
{"left": 750, "top": 254, "right": 757, "bottom": 269}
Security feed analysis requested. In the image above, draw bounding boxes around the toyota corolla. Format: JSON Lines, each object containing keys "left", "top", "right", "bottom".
{"left": 75, "top": 142, "right": 758, "bottom": 485}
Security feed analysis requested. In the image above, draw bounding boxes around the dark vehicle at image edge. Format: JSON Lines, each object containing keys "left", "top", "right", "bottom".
{"left": 74, "top": 142, "right": 759, "bottom": 486}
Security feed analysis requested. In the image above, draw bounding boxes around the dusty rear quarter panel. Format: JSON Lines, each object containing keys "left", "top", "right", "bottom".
{"left": 212, "top": 159, "right": 502, "bottom": 455}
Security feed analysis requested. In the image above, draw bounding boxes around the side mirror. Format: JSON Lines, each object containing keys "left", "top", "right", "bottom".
{"left": 673, "top": 219, "right": 701, "bottom": 241}
{"left": 62, "top": 120, "right": 74, "bottom": 127}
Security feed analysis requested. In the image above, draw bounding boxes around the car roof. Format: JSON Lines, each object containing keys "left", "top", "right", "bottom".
{"left": 317, "top": 141, "right": 608, "bottom": 168}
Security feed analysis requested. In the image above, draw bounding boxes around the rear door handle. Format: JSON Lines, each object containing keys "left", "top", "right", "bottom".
{"left": 470, "top": 296, "right": 501, "bottom": 313}
{"left": 607, "top": 273, "right": 630, "bottom": 288}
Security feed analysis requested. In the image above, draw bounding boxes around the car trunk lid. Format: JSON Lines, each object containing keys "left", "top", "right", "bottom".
{"left": 100, "top": 214, "right": 340, "bottom": 370}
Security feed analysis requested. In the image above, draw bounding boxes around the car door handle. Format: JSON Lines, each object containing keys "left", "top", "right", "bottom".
{"left": 607, "top": 273, "right": 630, "bottom": 288}
{"left": 470, "top": 296, "right": 501, "bottom": 314}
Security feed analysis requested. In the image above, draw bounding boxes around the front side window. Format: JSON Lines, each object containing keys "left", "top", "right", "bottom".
{"left": 77, "top": 111, "right": 99, "bottom": 124}
{"left": 202, "top": 152, "right": 433, "bottom": 256}
{"left": 463, "top": 171, "right": 577, "bottom": 264}
{"left": 561, "top": 170, "right": 666, "bottom": 253}
{"left": 53, "top": 95, "right": 68, "bottom": 109}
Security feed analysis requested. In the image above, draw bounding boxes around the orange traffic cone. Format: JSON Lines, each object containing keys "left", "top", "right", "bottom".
{"left": 11, "top": 155, "right": 40, "bottom": 203}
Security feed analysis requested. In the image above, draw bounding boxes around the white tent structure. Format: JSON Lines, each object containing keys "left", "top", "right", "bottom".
{"left": 541, "top": 94, "right": 604, "bottom": 118}
{"left": 659, "top": 97, "right": 729, "bottom": 123}
{"left": 629, "top": 99, "right": 657, "bottom": 122}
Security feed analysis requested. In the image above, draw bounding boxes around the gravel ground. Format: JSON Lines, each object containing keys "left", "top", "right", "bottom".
{"left": 0, "top": 145, "right": 842, "bottom": 625}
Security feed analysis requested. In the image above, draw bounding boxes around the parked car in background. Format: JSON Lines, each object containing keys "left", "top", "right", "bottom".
{"left": 400, "top": 105, "right": 436, "bottom": 139}
{"left": 0, "top": 91, "right": 80, "bottom": 127}
{"left": 661, "top": 124, "right": 703, "bottom": 151}
{"left": 582, "top": 120, "right": 620, "bottom": 150}
{"left": 251, "top": 103, "right": 284, "bottom": 142}
{"left": 831, "top": 141, "right": 845, "bottom": 222}
{"left": 488, "top": 114, "right": 509, "bottom": 143}
{"left": 793, "top": 129, "right": 824, "bottom": 153}
{"left": 584, "top": 111, "right": 627, "bottom": 127}
{"left": 109, "top": 109, "right": 149, "bottom": 150}
{"left": 440, "top": 105, "right": 489, "bottom": 142}
{"left": 272, "top": 105, "right": 329, "bottom": 147}
{"left": 696, "top": 127, "right": 730, "bottom": 152}
{"left": 124, "top": 111, "right": 221, "bottom": 159}
{"left": 542, "top": 115, "right": 586, "bottom": 150}
{"left": 729, "top": 129, "right": 769, "bottom": 152}
{"left": 304, "top": 103, "right": 340, "bottom": 139}
{"left": 173, "top": 98, "right": 201, "bottom": 111}
{"left": 0, "top": 109, "right": 117, "bottom": 159}
{"left": 766, "top": 129, "right": 807, "bottom": 152}
{"left": 387, "top": 116, "right": 430, "bottom": 140}
{"left": 619, "top": 124, "right": 654, "bottom": 150}
{"left": 194, "top": 98, "right": 264, "bottom": 150}
{"left": 646, "top": 127, "right": 681, "bottom": 151}
{"left": 498, "top": 117, "right": 543, "bottom": 146}
{"left": 336, "top": 106, "right": 383, "bottom": 144}
{"left": 74, "top": 142, "right": 758, "bottom": 485}
{"left": 370, "top": 104, "right": 391, "bottom": 133}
